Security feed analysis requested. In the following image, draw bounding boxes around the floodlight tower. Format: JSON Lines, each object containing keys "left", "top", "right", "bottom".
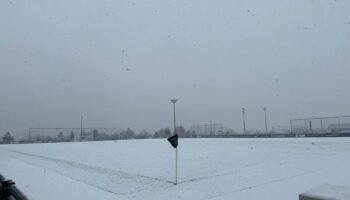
{"left": 263, "top": 107, "right": 268, "bottom": 134}
{"left": 242, "top": 108, "right": 246, "bottom": 134}
{"left": 170, "top": 99, "right": 178, "bottom": 185}
{"left": 80, "top": 115, "right": 83, "bottom": 136}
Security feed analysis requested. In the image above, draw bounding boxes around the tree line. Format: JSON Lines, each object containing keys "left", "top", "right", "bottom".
{"left": 1, "top": 127, "right": 243, "bottom": 144}
{"left": 0, "top": 126, "right": 199, "bottom": 144}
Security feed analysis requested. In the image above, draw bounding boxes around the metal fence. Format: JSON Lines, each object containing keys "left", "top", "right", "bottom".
{"left": 28, "top": 127, "right": 121, "bottom": 142}
{"left": 190, "top": 124, "right": 224, "bottom": 136}
{"left": 290, "top": 116, "right": 350, "bottom": 134}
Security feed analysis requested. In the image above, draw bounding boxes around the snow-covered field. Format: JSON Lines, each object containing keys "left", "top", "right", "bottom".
{"left": 1, "top": 138, "right": 350, "bottom": 200}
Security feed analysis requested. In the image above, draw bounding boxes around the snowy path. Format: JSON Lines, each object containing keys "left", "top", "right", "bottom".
{"left": 1, "top": 138, "right": 350, "bottom": 200}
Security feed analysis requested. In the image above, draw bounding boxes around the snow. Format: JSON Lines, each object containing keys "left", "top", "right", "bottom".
{"left": 1, "top": 138, "right": 350, "bottom": 200}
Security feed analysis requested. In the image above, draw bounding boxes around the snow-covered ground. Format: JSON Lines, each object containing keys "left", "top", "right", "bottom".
{"left": 1, "top": 138, "right": 350, "bottom": 200}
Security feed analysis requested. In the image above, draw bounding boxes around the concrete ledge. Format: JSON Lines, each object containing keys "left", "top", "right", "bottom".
{"left": 299, "top": 184, "right": 350, "bottom": 200}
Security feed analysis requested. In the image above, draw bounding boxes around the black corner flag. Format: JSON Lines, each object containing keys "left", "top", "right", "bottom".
{"left": 167, "top": 134, "right": 178, "bottom": 148}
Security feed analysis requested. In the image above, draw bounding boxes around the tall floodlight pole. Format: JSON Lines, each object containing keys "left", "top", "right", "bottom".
{"left": 170, "top": 99, "right": 178, "bottom": 185}
{"left": 242, "top": 108, "right": 246, "bottom": 134}
{"left": 263, "top": 107, "right": 268, "bottom": 134}
{"left": 28, "top": 128, "right": 31, "bottom": 142}
{"left": 81, "top": 116, "right": 83, "bottom": 136}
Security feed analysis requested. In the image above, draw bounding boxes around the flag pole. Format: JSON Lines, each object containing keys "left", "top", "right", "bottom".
{"left": 176, "top": 143, "right": 178, "bottom": 185}
{"left": 170, "top": 99, "right": 178, "bottom": 185}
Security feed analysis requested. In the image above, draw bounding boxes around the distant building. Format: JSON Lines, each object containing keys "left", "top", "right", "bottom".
{"left": 190, "top": 124, "right": 224, "bottom": 136}
{"left": 328, "top": 123, "right": 350, "bottom": 133}
{"left": 77, "top": 132, "right": 94, "bottom": 141}
{"left": 271, "top": 126, "right": 290, "bottom": 134}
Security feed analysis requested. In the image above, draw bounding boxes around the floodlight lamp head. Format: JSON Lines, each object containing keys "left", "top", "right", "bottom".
{"left": 170, "top": 99, "right": 178, "bottom": 104}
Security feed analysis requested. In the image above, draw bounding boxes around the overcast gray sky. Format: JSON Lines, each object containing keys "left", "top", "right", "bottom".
{"left": 0, "top": 0, "right": 349, "bottom": 135}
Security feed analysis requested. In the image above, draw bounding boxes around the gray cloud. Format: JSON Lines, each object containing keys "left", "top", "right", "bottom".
{"left": 0, "top": 0, "right": 349, "bottom": 135}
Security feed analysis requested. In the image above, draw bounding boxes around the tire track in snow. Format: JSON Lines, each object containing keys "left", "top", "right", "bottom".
{"left": 180, "top": 147, "right": 347, "bottom": 185}
{"left": 4, "top": 148, "right": 172, "bottom": 183}
{"left": 199, "top": 169, "right": 322, "bottom": 200}
{"left": 196, "top": 147, "right": 350, "bottom": 200}
{"left": 0, "top": 148, "right": 173, "bottom": 197}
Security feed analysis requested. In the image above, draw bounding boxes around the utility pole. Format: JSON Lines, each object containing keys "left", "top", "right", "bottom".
{"left": 263, "top": 107, "right": 268, "bottom": 134}
{"left": 170, "top": 99, "right": 178, "bottom": 185}
{"left": 242, "top": 108, "right": 246, "bottom": 134}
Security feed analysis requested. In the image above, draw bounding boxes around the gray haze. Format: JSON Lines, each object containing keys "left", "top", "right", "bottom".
{"left": 1, "top": 0, "right": 349, "bottom": 136}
